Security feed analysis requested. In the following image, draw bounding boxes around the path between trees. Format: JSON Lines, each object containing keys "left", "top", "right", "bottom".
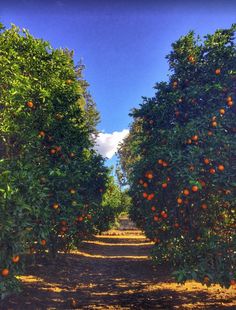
{"left": 2, "top": 217, "right": 236, "bottom": 309}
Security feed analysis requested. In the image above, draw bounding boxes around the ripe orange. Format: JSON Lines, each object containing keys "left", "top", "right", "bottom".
{"left": 151, "top": 206, "right": 156, "bottom": 212}
{"left": 183, "top": 189, "right": 190, "bottom": 196}
{"left": 143, "top": 182, "right": 148, "bottom": 188}
{"left": 38, "top": 131, "right": 45, "bottom": 138}
{"left": 158, "top": 159, "right": 163, "bottom": 165}
{"left": 174, "top": 223, "right": 180, "bottom": 228}
{"left": 192, "top": 185, "right": 199, "bottom": 192}
{"left": 41, "top": 239, "right": 46, "bottom": 246}
{"left": 77, "top": 216, "right": 83, "bottom": 222}
{"left": 147, "top": 193, "right": 154, "bottom": 201}
{"left": 1, "top": 268, "right": 9, "bottom": 277}
{"left": 227, "top": 100, "right": 233, "bottom": 107}
{"left": 211, "top": 121, "right": 217, "bottom": 127}
{"left": 162, "top": 161, "right": 168, "bottom": 167}
{"left": 161, "top": 211, "right": 168, "bottom": 218}
{"left": 227, "top": 96, "right": 232, "bottom": 102}
{"left": 209, "top": 168, "right": 216, "bottom": 174}
{"left": 215, "top": 68, "right": 221, "bottom": 75}
{"left": 26, "top": 101, "right": 34, "bottom": 108}
{"left": 219, "top": 108, "right": 225, "bottom": 115}
{"left": 188, "top": 55, "right": 195, "bottom": 63}
{"left": 218, "top": 164, "right": 225, "bottom": 171}
{"left": 187, "top": 139, "right": 192, "bottom": 144}
{"left": 191, "top": 135, "right": 198, "bottom": 141}
{"left": 199, "top": 179, "right": 206, "bottom": 187}
{"left": 208, "top": 131, "right": 213, "bottom": 136}
{"left": 177, "top": 198, "right": 183, "bottom": 204}
{"left": 201, "top": 203, "right": 208, "bottom": 210}
{"left": 146, "top": 172, "right": 153, "bottom": 179}
{"left": 162, "top": 183, "right": 168, "bottom": 189}
{"left": 153, "top": 215, "right": 159, "bottom": 221}
{"left": 204, "top": 158, "right": 210, "bottom": 164}
{"left": 50, "top": 148, "right": 56, "bottom": 155}
{"left": 52, "top": 203, "right": 59, "bottom": 210}
{"left": 12, "top": 255, "right": 20, "bottom": 263}
{"left": 143, "top": 192, "right": 148, "bottom": 198}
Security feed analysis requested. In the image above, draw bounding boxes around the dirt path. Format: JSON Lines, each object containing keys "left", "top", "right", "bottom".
{"left": 1, "top": 218, "right": 236, "bottom": 309}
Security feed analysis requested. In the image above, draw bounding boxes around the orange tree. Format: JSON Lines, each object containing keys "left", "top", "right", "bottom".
{"left": 0, "top": 23, "right": 110, "bottom": 297}
{"left": 118, "top": 24, "right": 236, "bottom": 288}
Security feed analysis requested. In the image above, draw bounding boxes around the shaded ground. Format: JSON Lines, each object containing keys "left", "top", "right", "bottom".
{"left": 1, "top": 217, "right": 236, "bottom": 309}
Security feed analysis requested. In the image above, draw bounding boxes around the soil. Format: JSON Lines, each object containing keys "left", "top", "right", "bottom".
{"left": 1, "top": 217, "right": 236, "bottom": 309}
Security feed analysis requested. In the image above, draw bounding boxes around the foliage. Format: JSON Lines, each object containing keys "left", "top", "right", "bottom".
{"left": 118, "top": 24, "right": 236, "bottom": 288}
{"left": 0, "top": 23, "right": 110, "bottom": 297}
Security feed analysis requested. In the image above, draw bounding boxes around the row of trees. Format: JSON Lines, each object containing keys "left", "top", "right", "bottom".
{"left": 118, "top": 24, "right": 236, "bottom": 288}
{"left": 0, "top": 23, "right": 127, "bottom": 298}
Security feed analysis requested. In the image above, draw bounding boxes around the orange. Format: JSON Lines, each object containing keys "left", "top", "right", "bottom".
{"left": 218, "top": 164, "right": 225, "bottom": 171}
{"left": 26, "top": 101, "right": 34, "bottom": 108}
{"left": 38, "top": 131, "right": 45, "bottom": 138}
{"left": 215, "top": 68, "right": 221, "bottom": 75}
{"left": 77, "top": 216, "right": 83, "bottom": 222}
{"left": 50, "top": 148, "right": 56, "bottom": 155}
{"left": 158, "top": 159, "right": 163, "bottom": 165}
{"left": 142, "top": 192, "right": 148, "bottom": 198}
{"left": 227, "top": 100, "right": 233, "bottom": 107}
{"left": 208, "top": 131, "right": 213, "bottom": 136}
{"left": 52, "top": 203, "right": 59, "bottom": 210}
{"left": 41, "top": 239, "right": 46, "bottom": 246}
{"left": 143, "top": 182, "right": 148, "bottom": 188}
{"left": 211, "top": 121, "right": 217, "bottom": 127}
{"left": 162, "top": 161, "right": 168, "bottom": 167}
{"left": 162, "top": 183, "right": 168, "bottom": 188}
{"left": 177, "top": 198, "right": 183, "bottom": 204}
{"left": 219, "top": 108, "right": 225, "bottom": 115}
{"left": 209, "top": 168, "right": 216, "bottom": 174}
{"left": 191, "top": 135, "right": 198, "bottom": 141}
{"left": 204, "top": 158, "right": 210, "bottom": 164}
{"left": 151, "top": 206, "right": 156, "bottom": 212}
{"left": 183, "top": 189, "right": 190, "bottom": 196}
{"left": 227, "top": 96, "right": 232, "bottom": 102}
{"left": 12, "top": 255, "right": 20, "bottom": 263}
{"left": 201, "top": 203, "right": 208, "bottom": 210}
{"left": 1, "top": 268, "right": 9, "bottom": 277}
{"left": 146, "top": 172, "right": 153, "bottom": 179}
{"left": 188, "top": 55, "right": 195, "bottom": 63}
{"left": 174, "top": 223, "right": 180, "bottom": 228}
{"left": 161, "top": 211, "right": 168, "bottom": 218}
{"left": 192, "top": 185, "right": 199, "bottom": 192}
{"left": 153, "top": 215, "right": 159, "bottom": 221}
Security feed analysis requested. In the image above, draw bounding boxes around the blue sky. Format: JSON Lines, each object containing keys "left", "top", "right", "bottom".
{"left": 1, "top": 0, "right": 236, "bottom": 169}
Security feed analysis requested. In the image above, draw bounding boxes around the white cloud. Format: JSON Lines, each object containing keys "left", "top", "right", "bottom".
{"left": 95, "top": 129, "right": 129, "bottom": 159}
